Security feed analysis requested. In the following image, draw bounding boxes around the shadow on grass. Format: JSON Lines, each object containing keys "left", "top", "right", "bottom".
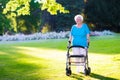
{"left": 69, "top": 73, "right": 118, "bottom": 80}
{"left": 0, "top": 47, "right": 47, "bottom": 80}
{"left": 90, "top": 73, "right": 118, "bottom": 80}
{"left": 70, "top": 73, "right": 83, "bottom": 80}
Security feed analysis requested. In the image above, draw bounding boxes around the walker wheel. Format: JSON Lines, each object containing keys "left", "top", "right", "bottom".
{"left": 84, "top": 68, "right": 88, "bottom": 76}
{"left": 84, "top": 67, "right": 91, "bottom": 75}
{"left": 87, "top": 67, "right": 91, "bottom": 75}
{"left": 66, "top": 68, "right": 72, "bottom": 76}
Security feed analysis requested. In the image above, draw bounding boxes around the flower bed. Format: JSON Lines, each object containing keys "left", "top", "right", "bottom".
{"left": 0, "top": 31, "right": 70, "bottom": 41}
{"left": 0, "top": 30, "right": 115, "bottom": 41}
{"left": 90, "top": 30, "right": 115, "bottom": 36}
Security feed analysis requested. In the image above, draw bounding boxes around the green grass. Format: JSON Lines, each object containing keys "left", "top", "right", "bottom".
{"left": 89, "top": 34, "right": 120, "bottom": 54}
{"left": 0, "top": 34, "right": 120, "bottom": 80}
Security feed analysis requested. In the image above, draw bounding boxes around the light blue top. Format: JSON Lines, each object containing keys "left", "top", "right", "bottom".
{"left": 70, "top": 23, "right": 90, "bottom": 47}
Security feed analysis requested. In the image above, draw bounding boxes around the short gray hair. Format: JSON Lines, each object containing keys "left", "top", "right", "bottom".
{"left": 74, "top": 15, "right": 83, "bottom": 22}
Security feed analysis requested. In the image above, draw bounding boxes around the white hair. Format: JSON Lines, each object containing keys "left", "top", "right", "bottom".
{"left": 74, "top": 15, "right": 83, "bottom": 22}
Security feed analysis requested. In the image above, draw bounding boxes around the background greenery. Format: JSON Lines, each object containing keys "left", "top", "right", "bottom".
{"left": 84, "top": 0, "right": 120, "bottom": 32}
{"left": 0, "top": 0, "right": 120, "bottom": 35}
{"left": 0, "top": 34, "right": 120, "bottom": 80}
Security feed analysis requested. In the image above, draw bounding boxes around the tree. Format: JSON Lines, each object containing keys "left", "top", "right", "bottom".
{"left": 3, "top": 0, "right": 69, "bottom": 16}
{"left": 84, "top": 0, "right": 120, "bottom": 32}
{"left": 0, "top": 0, "right": 11, "bottom": 35}
{"left": 2, "top": 0, "right": 69, "bottom": 33}
{"left": 16, "top": 0, "right": 42, "bottom": 34}
{"left": 55, "top": 0, "right": 85, "bottom": 31}
{"left": 39, "top": 0, "right": 85, "bottom": 32}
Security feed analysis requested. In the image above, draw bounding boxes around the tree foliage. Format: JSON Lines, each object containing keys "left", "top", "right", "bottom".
{"left": 0, "top": 0, "right": 11, "bottom": 35}
{"left": 2, "top": 0, "right": 69, "bottom": 33}
{"left": 1, "top": 0, "right": 120, "bottom": 34}
{"left": 55, "top": 0, "right": 84, "bottom": 31}
{"left": 3, "top": 0, "right": 31, "bottom": 17}
{"left": 84, "top": 0, "right": 120, "bottom": 32}
{"left": 3, "top": 0, "right": 69, "bottom": 16}
{"left": 40, "top": 0, "right": 69, "bottom": 15}
{"left": 16, "top": 0, "right": 42, "bottom": 34}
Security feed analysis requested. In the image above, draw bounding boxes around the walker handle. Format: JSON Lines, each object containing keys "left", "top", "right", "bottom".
{"left": 68, "top": 40, "right": 71, "bottom": 44}
{"left": 88, "top": 42, "right": 90, "bottom": 48}
{"left": 67, "top": 40, "right": 71, "bottom": 48}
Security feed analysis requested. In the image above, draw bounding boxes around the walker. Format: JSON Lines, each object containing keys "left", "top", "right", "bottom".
{"left": 66, "top": 41, "right": 91, "bottom": 76}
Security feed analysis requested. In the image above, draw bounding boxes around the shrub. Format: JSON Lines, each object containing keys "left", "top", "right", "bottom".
{"left": 0, "top": 31, "right": 70, "bottom": 41}
{"left": 0, "top": 30, "right": 115, "bottom": 41}
{"left": 90, "top": 30, "right": 115, "bottom": 36}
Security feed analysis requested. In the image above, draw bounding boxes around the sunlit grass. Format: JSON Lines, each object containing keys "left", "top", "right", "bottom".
{"left": 0, "top": 34, "right": 120, "bottom": 80}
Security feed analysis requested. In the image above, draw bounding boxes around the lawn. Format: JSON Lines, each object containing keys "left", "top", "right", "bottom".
{"left": 0, "top": 34, "right": 120, "bottom": 80}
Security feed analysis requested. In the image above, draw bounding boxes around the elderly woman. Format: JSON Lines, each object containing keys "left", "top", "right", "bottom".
{"left": 69, "top": 14, "right": 90, "bottom": 73}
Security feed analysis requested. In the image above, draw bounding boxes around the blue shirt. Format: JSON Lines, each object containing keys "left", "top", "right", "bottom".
{"left": 70, "top": 23, "right": 90, "bottom": 47}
